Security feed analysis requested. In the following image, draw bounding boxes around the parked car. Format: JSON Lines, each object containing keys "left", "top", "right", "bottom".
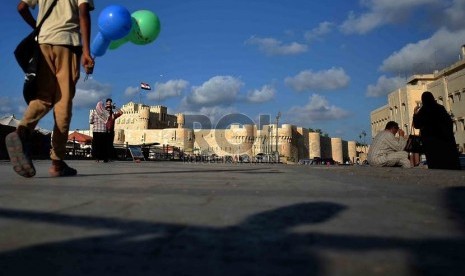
{"left": 298, "top": 159, "right": 313, "bottom": 165}
{"left": 312, "top": 157, "right": 337, "bottom": 165}
{"left": 240, "top": 154, "right": 250, "bottom": 163}
{"left": 298, "top": 157, "right": 337, "bottom": 165}
{"left": 254, "top": 153, "right": 265, "bottom": 163}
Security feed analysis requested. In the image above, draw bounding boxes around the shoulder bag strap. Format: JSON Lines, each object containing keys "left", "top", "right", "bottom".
{"left": 35, "top": 0, "right": 58, "bottom": 33}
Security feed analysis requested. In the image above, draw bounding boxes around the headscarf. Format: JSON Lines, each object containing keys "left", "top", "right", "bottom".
{"left": 95, "top": 101, "right": 109, "bottom": 123}
{"left": 416, "top": 91, "right": 453, "bottom": 139}
{"left": 421, "top": 91, "right": 436, "bottom": 108}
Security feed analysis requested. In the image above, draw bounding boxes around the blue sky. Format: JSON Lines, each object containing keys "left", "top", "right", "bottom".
{"left": 1, "top": 0, "right": 465, "bottom": 142}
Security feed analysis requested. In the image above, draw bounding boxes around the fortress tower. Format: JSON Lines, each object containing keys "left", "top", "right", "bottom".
{"left": 139, "top": 105, "right": 150, "bottom": 130}
{"left": 331, "top": 137, "right": 343, "bottom": 164}
{"left": 280, "top": 124, "right": 293, "bottom": 161}
{"left": 347, "top": 141, "right": 357, "bottom": 163}
{"left": 309, "top": 132, "right": 321, "bottom": 158}
{"left": 176, "top": 113, "right": 185, "bottom": 128}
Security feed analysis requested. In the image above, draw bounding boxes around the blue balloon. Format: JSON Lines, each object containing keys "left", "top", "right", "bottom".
{"left": 91, "top": 32, "right": 111, "bottom": 57}
{"left": 98, "top": 5, "right": 132, "bottom": 40}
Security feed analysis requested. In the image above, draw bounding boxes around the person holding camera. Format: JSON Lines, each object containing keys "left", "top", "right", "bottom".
{"left": 90, "top": 98, "right": 123, "bottom": 162}
{"left": 367, "top": 121, "right": 412, "bottom": 168}
{"left": 413, "top": 91, "right": 460, "bottom": 170}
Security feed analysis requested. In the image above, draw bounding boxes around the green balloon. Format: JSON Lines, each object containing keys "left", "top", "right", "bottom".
{"left": 109, "top": 36, "right": 129, "bottom": 50}
{"left": 128, "top": 10, "right": 161, "bottom": 45}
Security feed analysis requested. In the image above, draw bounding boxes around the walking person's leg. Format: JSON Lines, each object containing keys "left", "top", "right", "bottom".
{"left": 6, "top": 45, "right": 55, "bottom": 177}
{"left": 48, "top": 45, "right": 80, "bottom": 176}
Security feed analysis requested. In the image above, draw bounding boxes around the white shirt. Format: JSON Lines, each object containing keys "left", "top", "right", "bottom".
{"left": 22, "top": 0, "right": 94, "bottom": 46}
{"left": 367, "top": 130, "right": 407, "bottom": 164}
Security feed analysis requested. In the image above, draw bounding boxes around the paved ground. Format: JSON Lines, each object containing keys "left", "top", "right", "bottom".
{"left": 0, "top": 160, "right": 465, "bottom": 275}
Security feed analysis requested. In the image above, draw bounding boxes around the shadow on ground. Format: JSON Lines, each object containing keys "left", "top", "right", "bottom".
{"left": 0, "top": 196, "right": 464, "bottom": 275}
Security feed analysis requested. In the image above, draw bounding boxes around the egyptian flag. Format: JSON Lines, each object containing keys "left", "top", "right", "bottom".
{"left": 140, "top": 82, "right": 151, "bottom": 90}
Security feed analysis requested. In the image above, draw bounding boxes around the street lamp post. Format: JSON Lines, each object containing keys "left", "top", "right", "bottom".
{"left": 275, "top": 112, "right": 281, "bottom": 163}
{"left": 268, "top": 126, "right": 272, "bottom": 157}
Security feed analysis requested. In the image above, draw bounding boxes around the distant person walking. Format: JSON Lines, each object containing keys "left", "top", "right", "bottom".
{"left": 367, "top": 121, "right": 411, "bottom": 168}
{"left": 413, "top": 91, "right": 461, "bottom": 170}
{"left": 6, "top": 0, "right": 94, "bottom": 177}
{"left": 90, "top": 99, "right": 123, "bottom": 162}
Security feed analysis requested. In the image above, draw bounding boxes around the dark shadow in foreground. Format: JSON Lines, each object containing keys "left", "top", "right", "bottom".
{"left": 0, "top": 198, "right": 464, "bottom": 275}
{"left": 0, "top": 202, "right": 344, "bottom": 275}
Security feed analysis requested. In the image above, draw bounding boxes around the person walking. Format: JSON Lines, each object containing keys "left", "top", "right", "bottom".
{"left": 413, "top": 91, "right": 461, "bottom": 170}
{"left": 90, "top": 99, "right": 123, "bottom": 162}
{"left": 6, "top": 0, "right": 94, "bottom": 177}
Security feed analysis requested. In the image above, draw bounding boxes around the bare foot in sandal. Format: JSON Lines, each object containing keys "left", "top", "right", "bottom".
{"left": 49, "top": 160, "right": 77, "bottom": 177}
{"left": 5, "top": 128, "right": 36, "bottom": 178}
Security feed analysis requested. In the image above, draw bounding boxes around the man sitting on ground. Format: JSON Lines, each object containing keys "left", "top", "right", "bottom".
{"left": 367, "top": 121, "right": 411, "bottom": 168}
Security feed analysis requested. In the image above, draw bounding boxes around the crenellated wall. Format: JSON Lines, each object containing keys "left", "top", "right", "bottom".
{"left": 88, "top": 102, "right": 358, "bottom": 163}
{"left": 115, "top": 102, "right": 178, "bottom": 131}
{"left": 320, "top": 136, "right": 332, "bottom": 159}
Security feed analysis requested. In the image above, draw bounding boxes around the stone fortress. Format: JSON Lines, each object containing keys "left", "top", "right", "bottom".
{"left": 83, "top": 46, "right": 465, "bottom": 162}
{"left": 89, "top": 102, "right": 359, "bottom": 164}
{"left": 371, "top": 46, "right": 465, "bottom": 154}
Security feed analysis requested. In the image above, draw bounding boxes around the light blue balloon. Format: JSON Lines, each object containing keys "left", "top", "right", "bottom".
{"left": 98, "top": 5, "right": 132, "bottom": 40}
{"left": 91, "top": 32, "right": 111, "bottom": 57}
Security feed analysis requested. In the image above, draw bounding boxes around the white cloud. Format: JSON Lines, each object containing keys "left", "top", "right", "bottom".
{"left": 443, "top": 0, "right": 465, "bottom": 30}
{"left": 340, "top": 0, "right": 441, "bottom": 34}
{"left": 74, "top": 78, "right": 112, "bottom": 109}
{"left": 304, "top": 21, "right": 335, "bottom": 41}
{"left": 247, "top": 85, "right": 275, "bottom": 103}
{"left": 340, "top": 10, "right": 384, "bottom": 35}
{"left": 287, "top": 94, "right": 350, "bottom": 125}
{"left": 0, "top": 96, "right": 26, "bottom": 116}
{"left": 182, "top": 76, "right": 243, "bottom": 108}
{"left": 199, "top": 106, "right": 238, "bottom": 127}
{"left": 285, "top": 67, "right": 350, "bottom": 92}
{"left": 124, "top": 86, "right": 139, "bottom": 98}
{"left": 181, "top": 106, "right": 239, "bottom": 129}
{"left": 245, "top": 36, "right": 308, "bottom": 56}
{"left": 146, "top": 79, "right": 189, "bottom": 101}
{"left": 380, "top": 28, "right": 465, "bottom": 74}
{"left": 366, "top": 75, "right": 406, "bottom": 97}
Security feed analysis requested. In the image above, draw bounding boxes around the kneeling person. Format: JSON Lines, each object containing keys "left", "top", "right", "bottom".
{"left": 367, "top": 121, "right": 411, "bottom": 168}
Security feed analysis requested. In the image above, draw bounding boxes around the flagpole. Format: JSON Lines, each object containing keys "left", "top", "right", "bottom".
{"left": 139, "top": 84, "right": 141, "bottom": 105}
{"left": 158, "top": 86, "right": 160, "bottom": 105}
{"left": 139, "top": 82, "right": 151, "bottom": 105}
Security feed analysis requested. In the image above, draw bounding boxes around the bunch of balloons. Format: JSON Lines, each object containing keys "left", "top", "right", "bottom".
{"left": 91, "top": 5, "right": 161, "bottom": 57}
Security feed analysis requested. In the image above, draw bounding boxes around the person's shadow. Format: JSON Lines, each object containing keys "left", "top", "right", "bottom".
{"left": 0, "top": 202, "right": 345, "bottom": 275}
{"left": 1, "top": 194, "right": 465, "bottom": 276}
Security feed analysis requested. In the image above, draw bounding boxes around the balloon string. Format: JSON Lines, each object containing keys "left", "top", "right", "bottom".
{"left": 84, "top": 57, "right": 96, "bottom": 81}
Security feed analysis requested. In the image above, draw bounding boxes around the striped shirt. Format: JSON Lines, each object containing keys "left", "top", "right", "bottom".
{"left": 367, "top": 130, "right": 408, "bottom": 165}
{"left": 89, "top": 110, "right": 106, "bottom": 133}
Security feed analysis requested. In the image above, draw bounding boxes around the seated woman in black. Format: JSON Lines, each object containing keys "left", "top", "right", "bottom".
{"left": 413, "top": 91, "right": 460, "bottom": 170}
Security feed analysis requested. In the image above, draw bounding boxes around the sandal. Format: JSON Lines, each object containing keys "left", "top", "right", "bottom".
{"left": 49, "top": 160, "right": 77, "bottom": 177}
{"left": 5, "top": 131, "right": 36, "bottom": 178}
